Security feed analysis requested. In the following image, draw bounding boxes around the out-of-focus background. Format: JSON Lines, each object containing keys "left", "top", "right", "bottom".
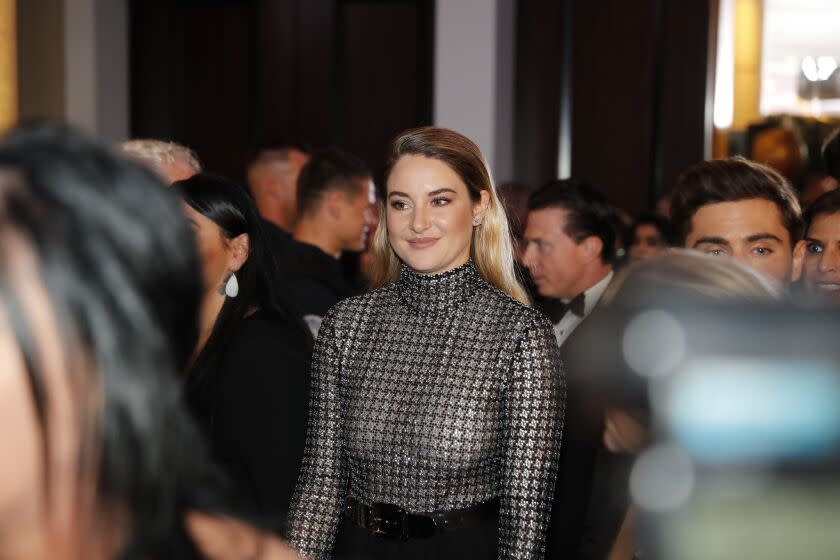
{"left": 3, "top": 0, "right": 839, "bottom": 211}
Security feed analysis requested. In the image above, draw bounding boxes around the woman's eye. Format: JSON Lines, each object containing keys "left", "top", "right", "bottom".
{"left": 807, "top": 242, "right": 824, "bottom": 254}
{"left": 431, "top": 197, "right": 451, "bottom": 207}
{"left": 390, "top": 200, "right": 409, "bottom": 210}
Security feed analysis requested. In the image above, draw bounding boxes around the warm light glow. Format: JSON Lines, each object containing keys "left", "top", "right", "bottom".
{"left": 713, "top": 0, "right": 735, "bottom": 129}
{"left": 0, "top": 0, "right": 16, "bottom": 133}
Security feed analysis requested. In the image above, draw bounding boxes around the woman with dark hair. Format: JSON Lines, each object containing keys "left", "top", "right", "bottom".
{"left": 174, "top": 173, "right": 313, "bottom": 533}
{"left": 627, "top": 213, "right": 673, "bottom": 261}
{"left": 288, "top": 127, "right": 563, "bottom": 559}
{"left": 0, "top": 122, "right": 296, "bottom": 558}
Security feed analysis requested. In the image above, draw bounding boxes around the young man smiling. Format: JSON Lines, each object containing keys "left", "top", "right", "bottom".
{"left": 671, "top": 156, "right": 802, "bottom": 287}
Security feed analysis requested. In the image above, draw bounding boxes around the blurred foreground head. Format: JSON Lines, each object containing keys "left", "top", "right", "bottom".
{"left": 0, "top": 123, "right": 225, "bottom": 558}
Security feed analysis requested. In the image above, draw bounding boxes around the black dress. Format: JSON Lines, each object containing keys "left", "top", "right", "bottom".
{"left": 187, "top": 309, "right": 312, "bottom": 534}
{"left": 287, "top": 261, "right": 565, "bottom": 559}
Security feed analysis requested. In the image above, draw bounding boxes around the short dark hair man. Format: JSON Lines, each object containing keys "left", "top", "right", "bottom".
{"left": 793, "top": 188, "right": 840, "bottom": 305}
{"left": 671, "top": 156, "right": 802, "bottom": 286}
{"left": 522, "top": 178, "right": 616, "bottom": 346}
{"left": 523, "top": 179, "right": 618, "bottom": 560}
{"left": 282, "top": 148, "right": 374, "bottom": 335}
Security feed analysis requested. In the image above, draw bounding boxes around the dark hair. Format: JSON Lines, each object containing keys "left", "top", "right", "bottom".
{"left": 0, "top": 122, "right": 230, "bottom": 557}
{"left": 630, "top": 212, "right": 675, "bottom": 246}
{"left": 173, "top": 174, "right": 311, "bottom": 392}
{"left": 527, "top": 178, "right": 617, "bottom": 263}
{"left": 801, "top": 188, "right": 840, "bottom": 238}
{"left": 295, "top": 148, "right": 370, "bottom": 216}
{"left": 671, "top": 156, "right": 802, "bottom": 246}
{"left": 823, "top": 127, "right": 840, "bottom": 182}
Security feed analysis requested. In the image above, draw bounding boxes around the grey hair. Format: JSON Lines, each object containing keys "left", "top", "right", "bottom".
{"left": 116, "top": 139, "right": 202, "bottom": 173}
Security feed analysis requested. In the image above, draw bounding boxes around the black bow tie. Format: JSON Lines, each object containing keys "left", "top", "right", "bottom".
{"left": 558, "top": 292, "right": 586, "bottom": 320}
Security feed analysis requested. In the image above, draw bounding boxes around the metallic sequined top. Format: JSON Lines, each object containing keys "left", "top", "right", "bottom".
{"left": 287, "top": 260, "right": 565, "bottom": 559}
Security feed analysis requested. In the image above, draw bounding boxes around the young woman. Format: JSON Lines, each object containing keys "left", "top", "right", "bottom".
{"left": 288, "top": 127, "right": 565, "bottom": 559}
{"left": 0, "top": 123, "right": 298, "bottom": 559}
{"left": 175, "top": 174, "right": 313, "bottom": 532}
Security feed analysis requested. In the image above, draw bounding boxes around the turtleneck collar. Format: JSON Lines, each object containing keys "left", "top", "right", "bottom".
{"left": 397, "top": 259, "right": 482, "bottom": 314}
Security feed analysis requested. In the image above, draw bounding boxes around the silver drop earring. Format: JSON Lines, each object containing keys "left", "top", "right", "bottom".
{"left": 472, "top": 217, "right": 483, "bottom": 227}
{"left": 223, "top": 272, "right": 239, "bottom": 298}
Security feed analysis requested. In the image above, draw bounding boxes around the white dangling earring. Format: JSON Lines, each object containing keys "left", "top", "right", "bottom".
{"left": 473, "top": 217, "right": 483, "bottom": 227}
{"left": 224, "top": 272, "right": 239, "bottom": 298}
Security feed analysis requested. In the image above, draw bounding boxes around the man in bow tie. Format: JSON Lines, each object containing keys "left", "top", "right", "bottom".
{"left": 523, "top": 178, "right": 620, "bottom": 560}
{"left": 522, "top": 179, "right": 616, "bottom": 347}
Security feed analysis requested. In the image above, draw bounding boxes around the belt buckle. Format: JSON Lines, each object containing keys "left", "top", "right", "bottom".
{"left": 370, "top": 502, "right": 405, "bottom": 539}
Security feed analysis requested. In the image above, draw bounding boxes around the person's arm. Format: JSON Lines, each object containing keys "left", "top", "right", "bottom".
{"left": 498, "top": 314, "right": 565, "bottom": 559}
{"left": 285, "top": 308, "right": 348, "bottom": 560}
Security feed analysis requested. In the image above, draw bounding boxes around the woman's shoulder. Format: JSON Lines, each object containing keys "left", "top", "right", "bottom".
{"left": 479, "top": 282, "right": 552, "bottom": 329}
{"left": 227, "top": 310, "right": 311, "bottom": 355}
{"left": 322, "top": 284, "right": 397, "bottom": 321}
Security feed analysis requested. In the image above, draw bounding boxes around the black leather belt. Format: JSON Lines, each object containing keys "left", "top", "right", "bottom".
{"left": 345, "top": 496, "right": 499, "bottom": 540}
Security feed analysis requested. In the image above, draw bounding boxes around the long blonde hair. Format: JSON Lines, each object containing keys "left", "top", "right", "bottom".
{"left": 370, "top": 126, "right": 530, "bottom": 305}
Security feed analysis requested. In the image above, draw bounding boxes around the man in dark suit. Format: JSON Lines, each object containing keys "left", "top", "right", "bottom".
{"left": 522, "top": 179, "right": 618, "bottom": 559}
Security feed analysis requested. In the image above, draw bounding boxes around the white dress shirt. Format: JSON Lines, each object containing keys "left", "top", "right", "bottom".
{"left": 553, "top": 270, "right": 614, "bottom": 347}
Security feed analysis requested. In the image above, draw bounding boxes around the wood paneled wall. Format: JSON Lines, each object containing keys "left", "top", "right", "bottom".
{"left": 129, "top": 0, "right": 434, "bottom": 183}
{"left": 514, "top": 0, "right": 714, "bottom": 214}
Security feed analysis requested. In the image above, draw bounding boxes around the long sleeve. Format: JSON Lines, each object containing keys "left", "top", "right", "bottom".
{"left": 498, "top": 314, "right": 565, "bottom": 559}
{"left": 287, "top": 308, "right": 348, "bottom": 559}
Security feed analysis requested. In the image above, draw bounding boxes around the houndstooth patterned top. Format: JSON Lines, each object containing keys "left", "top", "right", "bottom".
{"left": 287, "top": 260, "right": 565, "bottom": 559}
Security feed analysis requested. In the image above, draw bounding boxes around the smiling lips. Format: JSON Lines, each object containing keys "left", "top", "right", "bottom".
{"left": 407, "top": 237, "right": 439, "bottom": 249}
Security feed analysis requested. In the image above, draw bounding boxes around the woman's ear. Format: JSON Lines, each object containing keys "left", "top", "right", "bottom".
{"left": 791, "top": 239, "right": 806, "bottom": 282}
{"left": 473, "top": 190, "right": 491, "bottom": 222}
{"left": 228, "top": 233, "right": 250, "bottom": 272}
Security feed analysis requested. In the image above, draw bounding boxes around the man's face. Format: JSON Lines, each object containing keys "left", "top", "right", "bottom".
{"left": 522, "top": 207, "right": 591, "bottom": 299}
{"left": 684, "top": 199, "right": 793, "bottom": 285}
{"left": 793, "top": 211, "right": 840, "bottom": 304}
{"left": 337, "top": 177, "right": 375, "bottom": 252}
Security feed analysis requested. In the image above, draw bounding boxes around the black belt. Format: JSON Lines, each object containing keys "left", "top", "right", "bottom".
{"left": 345, "top": 496, "right": 499, "bottom": 540}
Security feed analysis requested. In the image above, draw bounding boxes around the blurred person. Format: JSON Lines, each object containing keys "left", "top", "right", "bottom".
{"left": 285, "top": 148, "right": 375, "bottom": 334}
{"left": 671, "top": 156, "right": 802, "bottom": 287}
{"left": 656, "top": 191, "right": 672, "bottom": 219}
{"left": 572, "top": 249, "right": 780, "bottom": 560}
{"left": 497, "top": 180, "right": 538, "bottom": 298}
{"left": 824, "top": 127, "right": 840, "bottom": 183}
{"left": 521, "top": 179, "right": 617, "bottom": 560}
{"left": 248, "top": 147, "right": 310, "bottom": 232}
{"left": 496, "top": 181, "right": 534, "bottom": 254}
{"left": 287, "top": 127, "right": 563, "bottom": 559}
{"left": 627, "top": 213, "right": 673, "bottom": 261}
{"left": 0, "top": 122, "right": 298, "bottom": 559}
{"left": 175, "top": 173, "right": 313, "bottom": 532}
{"left": 792, "top": 189, "right": 840, "bottom": 305}
{"left": 116, "top": 138, "right": 201, "bottom": 183}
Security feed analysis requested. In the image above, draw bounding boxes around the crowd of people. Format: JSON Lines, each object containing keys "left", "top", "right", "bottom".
{"left": 1, "top": 119, "right": 840, "bottom": 560}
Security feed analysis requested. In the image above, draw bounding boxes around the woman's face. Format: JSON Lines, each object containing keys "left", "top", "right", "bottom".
{"left": 182, "top": 204, "right": 237, "bottom": 295}
{"left": 629, "top": 223, "right": 667, "bottom": 261}
{"left": 386, "top": 155, "right": 488, "bottom": 275}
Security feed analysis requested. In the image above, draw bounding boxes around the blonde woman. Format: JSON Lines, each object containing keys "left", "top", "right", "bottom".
{"left": 287, "top": 127, "right": 565, "bottom": 559}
